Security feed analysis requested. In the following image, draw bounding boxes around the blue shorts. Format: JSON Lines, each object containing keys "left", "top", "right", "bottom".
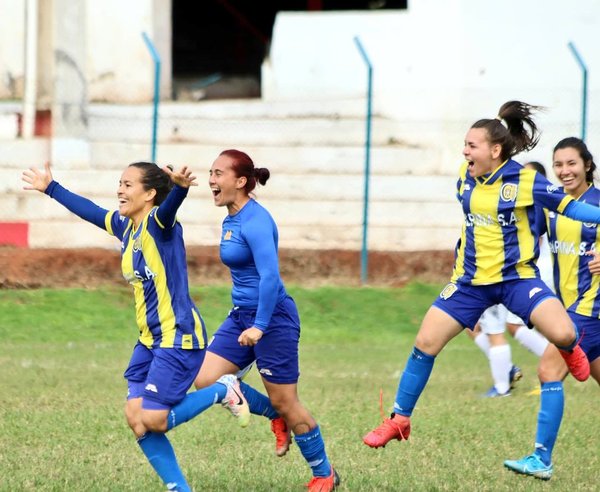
{"left": 432, "top": 278, "right": 556, "bottom": 330}
{"left": 208, "top": 295, "right": 301, "bottom": 384}
{"left": 568, "top": 312, "right": 600, "bottom": 363}
{"left": 124, "top": 342, "right": 205, "bottom": 410}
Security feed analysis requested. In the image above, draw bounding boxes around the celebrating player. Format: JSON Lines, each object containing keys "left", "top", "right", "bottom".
{"left": 363, "top": 101, "right": 599, "bottom": 451}
{"left": 22, "top": 161, "right": 249, "bottom": 492}
{"left": 504, "top": 137, "right": 600, "bottom": 480}
{"left": 193, "top": 149, "right": 339, "bottom": 492}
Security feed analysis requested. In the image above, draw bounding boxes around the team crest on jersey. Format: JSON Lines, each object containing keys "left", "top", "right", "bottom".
{"left": 440, "top": 283, "right": 458, "bottom": 300}
{"left": 132, "top": 236, "right": 142, "bottom": 252}
{"left": 224, "top": 230, "right": 232, "bottom": 240}
{"left": 500, "top": 183, "right": 518, "bottom": 202}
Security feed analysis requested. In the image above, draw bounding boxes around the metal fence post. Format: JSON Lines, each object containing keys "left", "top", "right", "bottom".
{"left": 354, "top": 36, "right": 373, "bottom": 285}
{"left": 142, "top": 32, "right": 161, "bottom": 162}
{"left": 568, "top": 41, "right": 588, "bottom": 142}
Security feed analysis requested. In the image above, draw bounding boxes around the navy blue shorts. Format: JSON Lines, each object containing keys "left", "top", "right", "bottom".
{"left": 568, "top": 311, "right": 600, "bottom": 363}
{"left": 432, "top": 278, "right": 556, "bottom": 330}
{"left": 124, "top": 342, "right": 205, "bottom": 410}
{"left": 207, "top": 295, "right": 301, "bottom": 384}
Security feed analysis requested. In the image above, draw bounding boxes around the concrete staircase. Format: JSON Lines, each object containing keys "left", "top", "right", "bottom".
{"left": 1, "top": 98, "right": 463, "bottom": 251}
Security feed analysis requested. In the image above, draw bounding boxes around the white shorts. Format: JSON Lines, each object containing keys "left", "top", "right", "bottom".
{"left": 479, "top": 304, "right": 524, "bottom": 335}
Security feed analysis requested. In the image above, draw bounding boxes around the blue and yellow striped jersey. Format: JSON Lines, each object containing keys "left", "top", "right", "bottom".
{"left": 452, "top": 159, "right": 573, "bottom": 285}
{"left": 106, "top": 208, "right": 206, "bottom": 350}
{"left": 546, "top": 185, "right": 600, "bottom": 317}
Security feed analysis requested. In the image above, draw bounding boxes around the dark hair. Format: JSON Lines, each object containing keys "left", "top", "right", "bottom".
{"left": 553, "top": 137, "right": 596, "bottom": 183}
{"left": 128, "top": 162, "right": 173, "bottom": 205}
{"left": 219, "top": 149, "right": 270, "bottom": 194}
{"left": 471, "top": 101, "right": 543, "bottom": 161}
{"left": 524, "top": 160, "right": 547, "bottom": 177}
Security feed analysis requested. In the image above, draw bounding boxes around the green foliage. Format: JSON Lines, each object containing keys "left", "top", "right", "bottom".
{"left": 0, "top": 285, "right": 597, "bottom": 491}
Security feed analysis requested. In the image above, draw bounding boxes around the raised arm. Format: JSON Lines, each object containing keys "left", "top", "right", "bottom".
{"left": 22, "top": 162, "right": 109, "bottom": 229}
{"left": 155, "top": 165, "right": 197, "bottom": 228}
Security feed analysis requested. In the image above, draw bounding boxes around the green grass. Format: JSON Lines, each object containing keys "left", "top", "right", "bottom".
{"left": 0, "top": 284, "right": 597, "bottom": 491}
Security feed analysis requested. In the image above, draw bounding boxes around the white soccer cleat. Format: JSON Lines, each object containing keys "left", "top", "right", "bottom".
{"left": 217, "top": 374, "right": 251, "bottom": 428}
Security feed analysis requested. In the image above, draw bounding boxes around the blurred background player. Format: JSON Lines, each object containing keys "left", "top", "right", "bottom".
{"left": 194, "top": 150, "right": 339, "bottom": 492}
{"left": 363, "top": 101, "right": 597, "bottom": 452}
{"left": 22, "top": 161, "right": 249, "bottom": 492}
{"left": 505, "top": 137, "right": 600, "bottom": 480}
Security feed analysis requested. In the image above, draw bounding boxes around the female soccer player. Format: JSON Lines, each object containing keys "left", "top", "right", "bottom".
{"left": 194, "top": 149, "right": 338, "bottom": 492}
{"left": 467, "top": 161, "right": 551, "bottom": 398}
{"left": 22, "top": 161, "right": 250, "bottom": 492}
{"left": 504, "top": 137, "right": 600, "bottom": 480}
{"left": 363, "top": 101, "right": 600, "bottom": 450}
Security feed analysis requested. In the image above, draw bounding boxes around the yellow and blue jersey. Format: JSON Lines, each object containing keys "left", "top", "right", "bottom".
{"left": 546, "top": 185, "right": 600, "bottom": 317}
{"left": 44, "top": 181, "right": 206, "bottom": 350}
{"left": 452, "top": 159, "right": 573, "bottom": 285}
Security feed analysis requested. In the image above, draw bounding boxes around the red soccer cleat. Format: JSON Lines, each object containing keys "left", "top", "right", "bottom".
{"left": 306, "top": 467, "right": 340, "bottom": 492}
{"left": 559, "top": 344, "right": 590, "bottom": 382}
{"left": 270, "top": 417, "right": 292, "bottom": 457}
{"left": 363, "top": 413, "right": 411, "bottom": 448}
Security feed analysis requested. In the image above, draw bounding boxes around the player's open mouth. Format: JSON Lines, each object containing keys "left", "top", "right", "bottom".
{"left": 211, "top": 188, "right": 221, "bottom": 198}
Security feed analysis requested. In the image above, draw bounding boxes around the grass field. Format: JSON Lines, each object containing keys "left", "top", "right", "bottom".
{"left": 0, "top": 283, "right": 597, "bottom": 491}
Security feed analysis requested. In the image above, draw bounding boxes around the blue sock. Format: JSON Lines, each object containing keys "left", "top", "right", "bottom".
{"left": 295, "top": 425, "right": 331, "bottom": 478}
{"left": 137, "top": 432, "right": 191, "bottom": 492}
{"left": 239, "top": 381, "right": 279, "bottom": 419}
{"left": 556, "top": 323, "right": 579, "bottom": 352}
{"left": 394, "top": 346, "right": 435, "bottom": 417}
{"left": 533, "top": 381, "right": 564, "bottom": 466}
{"left": 167, "top": 383, "right": 227, "bottom": 431}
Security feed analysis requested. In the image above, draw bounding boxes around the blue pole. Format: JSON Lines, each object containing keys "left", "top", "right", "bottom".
{"left": 567, "top": 41, "right": 588, "bottom": 141}
{"left": 142, "top": 32, "right": 161, "bottom": 162}
{"left": 354, "top": 36, "right": 373, "bottom": 285}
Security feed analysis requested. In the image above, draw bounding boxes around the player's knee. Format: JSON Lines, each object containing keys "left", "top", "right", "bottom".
{"left": 141, "top": 412, "right": 168, "bottom": 433}
{"left": 537, "top": 355, "right": 568, "bottom": 382}
{"left": 124, "top": 405, "right": 146, "bottom": 437}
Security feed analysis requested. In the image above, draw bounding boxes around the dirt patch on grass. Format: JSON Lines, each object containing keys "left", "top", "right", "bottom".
{"left": 0, "top": 246, "right": 453, "bottom": 289}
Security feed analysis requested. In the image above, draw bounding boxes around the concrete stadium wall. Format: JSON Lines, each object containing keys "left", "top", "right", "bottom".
{"left": 3, "top": 1, "right": 600, "bottom": 251}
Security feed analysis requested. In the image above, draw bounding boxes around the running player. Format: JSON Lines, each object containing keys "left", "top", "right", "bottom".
{"left": 504, "top": 137, "right": 600, "bottom": 480}
{"left": 22, "top": 161, "right": 249, "bottom": 492}
{"left": 363, "top": 101, "right": 598, "bottom": 451}
{"left": 194, "top": 149, "right": 339, "bottom": 492}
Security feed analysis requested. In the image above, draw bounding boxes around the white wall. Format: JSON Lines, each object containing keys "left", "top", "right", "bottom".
{"left": 0, "top": 0, "right": 25, "bottom": 99}
{"left": 263, "top": 0, "right": 600, "bottom": 165}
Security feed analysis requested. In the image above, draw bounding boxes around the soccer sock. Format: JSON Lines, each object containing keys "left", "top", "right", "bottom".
{"left": 166, "top": 383, "right": 227, "bottom": 431}
{"left": 239, "top": 381, "right": 279, "bottom": 419}
{"left": 137, "top": 432, "right": 191, "bottom": 492}
{"left": 533, "top": 381, "right": 564, "bottom": 466}
{"left": 514, "top": 326, "right": 549, "bottom": 357}
{"left": 393, "top": 346, "right": 435, "bottom": 417}
{"left": 474, "top": 332, "right": 491, "bottom": 358}
{"left": 295, "top": 425, "right": 332, "bottom": 478}
{"left": 489, "top": 344, "right": 511, "bottom": 394}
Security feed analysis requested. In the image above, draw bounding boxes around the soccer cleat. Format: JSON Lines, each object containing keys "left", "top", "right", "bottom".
{"left": 504, "top": 453, "right": 553, "bottom": 480}
{"left": 559, "top": 344, "right": 590, "bottom": 382}
{"left": 217, "top": 374, "right": 250, "bottom": 428}
{"left": 509, "top": 365, "right": 523, "bottom": 388}
{"left": 484, "top": 386, "right": 511, "bottom": 398}
{"left": 271, "top": 417, "right": 292, "bottom": 457}
{"left": 363, "top": 413, "right": 411, "bottom": 448}
{"left": 305, "top": 467, "right": 340, "bottom": 492}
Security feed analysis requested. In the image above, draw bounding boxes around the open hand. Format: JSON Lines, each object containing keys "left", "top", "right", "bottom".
{"left": 164, "top": 165, "right": 197, "bottom": 188}
{"left": 22, "top": 162, "right": 53, "bottom": 193}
